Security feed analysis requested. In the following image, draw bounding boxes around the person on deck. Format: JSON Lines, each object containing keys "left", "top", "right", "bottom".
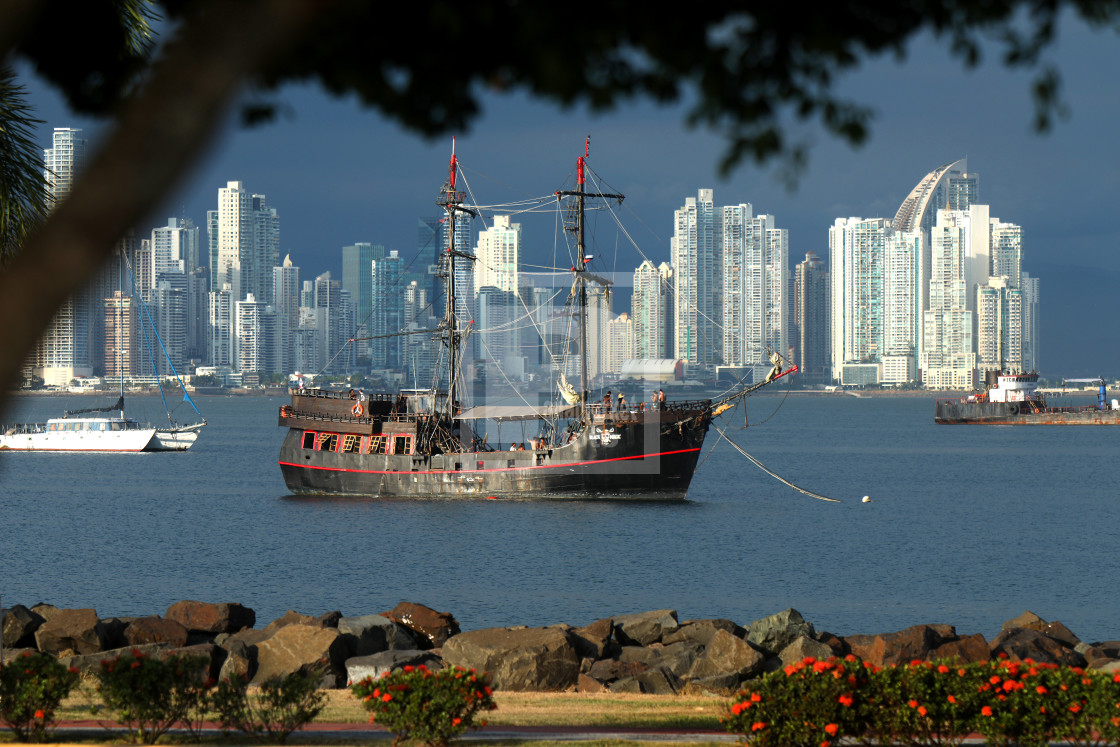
{"left": 657, "top": 389, "right": 666, "bottom": 410}
{"left": 603, "top": 390, "right": 612, "bottom": 412}
{"left": 617, "top": 392, "right": 626, "bottom": 412}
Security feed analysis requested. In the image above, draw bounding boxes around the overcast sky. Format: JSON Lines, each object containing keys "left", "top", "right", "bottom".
{"left": 20, "top": 12, "right": 1120, "bottom": 376}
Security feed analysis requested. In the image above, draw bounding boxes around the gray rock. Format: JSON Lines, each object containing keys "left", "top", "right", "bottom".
{"left": 442, "top": 626, "right": 580, "bottom": 691}
{"left": 662, "top": 619, "right": 746, "bottom": 647}
{"left": 34, "top": 608, "right": 107, "bottom": 654}
{"left": 778, "top": 635, "right": 835, "bottom": 669}
{"left": 218, "top": 638, "right": 257, "bottom": 683}
{"left": 345, "top": 650, "right": 443, "bottom": 683}
{"left": 991, "top": 627, "right": 1086, "bottom": 667}
{"left": 610, "top": 668, "right": 679, "bottom": 694}
{"left": 571, "top": 618, "right": 615, "bottom": 660}
{"left": 620, "top": 641, "right": 702, "bottom": 679}
{"left": 2, "top": 604, "right": 45, "bottom": 648}
{"left": 612, "top": 610, "right": 679, "bottom": 646}
{"left": 746, "top": 608, "right": 815, "bottom": 655}
{"left": 338, "top": 614, "right": 424, "bottom": 656}
{"left": 686, "top": 630, "right": 767, "bottom": 690}
{"left": 252, "top": 624, "right": 348, "bottom": 688}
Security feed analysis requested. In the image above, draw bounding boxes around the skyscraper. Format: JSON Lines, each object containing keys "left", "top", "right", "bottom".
{"left": 829, "top": 217, "right": 886, "bottom": 385}
{"left": 272, "top": 255, "right": 301, "bottom": 375}
{"left": 920, "top": 208, "right": 977, "bottom": 388}
{"left": 371, "top": 250, "right": 403, "bottom": 369}
{"left": 671, "top": 189, "right": 718, "bottom": 365}
{"left": 38, "top": 128, "right": 93, "bottom": 386}
{"left": 720, "top": 205, "right": 788, "bottom": 370}
{"left": 793, "top": 252, "right": 829, "bottom": 384}
{"left": 474, "top": 215, "right": 521, "bottom": 295}
{"left": 631, "top": 260, "right": 673, "bottom": 360}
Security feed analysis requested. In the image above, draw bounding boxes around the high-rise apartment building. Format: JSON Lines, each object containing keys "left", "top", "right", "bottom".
{"left": 474, "top": 216, "right": 521, "bottom": 295}
{"left": 371, "top": 251, "right": 403, "bottom": 370}
{"left": 720, "top": 204, "right": 788, "bottom": 370}
{"left": 236, "top": 293, "right": 277, "bottom": 375}
{"left": 272, "top": 256, "right": 300, "bottom": 375}
{"left": 38, "top": 128, "right": 93, "bottom": 386}
{"left": 920, "top": 208, "right": 977, "bottom": 388}
{"left": 671, "top": 189, "right": 718, "bottom": 365}
{"left": 793, "top": 252, "right": 829, "bottom": 384}
{"left": 631, "top": 260, "right": 673, "bottom": 360}
{"left": 829, "top": 217, "right": 886, "bottom": 385}
{"left": 882, "top": 229, "right": 923, "bottom": 384}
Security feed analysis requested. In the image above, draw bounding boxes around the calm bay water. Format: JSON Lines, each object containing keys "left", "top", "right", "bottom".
{"left": 2, "top": 391, "right": 1118, "bottom": 643}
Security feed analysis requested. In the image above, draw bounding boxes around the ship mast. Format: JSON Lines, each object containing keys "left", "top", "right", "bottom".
{"left": 437, "top": 140, "right": 477, "bottom": 422}
{"left": 556, "top": 137, "right": 623, "bottom": 418}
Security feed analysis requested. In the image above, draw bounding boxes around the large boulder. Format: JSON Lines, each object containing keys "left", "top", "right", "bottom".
{"left": 125, "top": 617, "right": 190, "bottom": 648}
{"left": 263, "top": 610, "right": 342, "bottom": 633}
{"left": 60, "top": 643, "right": 173, "bottom": 674}
{"left": 30, "top": 603, "right": 60, "bottom": 622}
{"left": 34, "top": 608, "right": 107, "bottom": 655}
{"left": 442, "top": 626, "right": 580, "bottom": 691}
{"left": 609, "top": 668, "right": 680, "bottom": 694}
{"left": 1001, "top": 611, "right": 1080, "bottom": 647}
{"left": 338, "top": 614, "right": 425, "bottom": 656}
{"left": 345, "top": 650, "right": 444, "bottom": 683}
{"left": 165, "top": 601, "right": 255, "bottom": 635}
{"left": 930, "top": 633, "right": 990, "bottom": 663}
{"left": 570, "top": 618, "right": 616, "bottom": 660}
{"left": 990, "top": 628, "right": 1086, "bottom": 667}
{"left": 2, "top": 604, "right": 45, "bottom": 648}
{"left": 612, "top": 610, "right": 679, "bottom": 647}
{"left": 381, "top": 602, "right": 460, "bottom": 648}
{"left": 663, "top": 619, "right": 746, "bottom": 647}
{"left": 687, "top": 630, "right": 768, "bottom": 691}
{"left": 746, "top": 609, "right": 815, "bottom": 655}
{"left": 621, "top": 641, "right": 702, "bottom": 679}
{"left": 252, "top": 624, "right": 348, "bottom": 688}
{"left": 778, "top": 635, "right": 835, "bottom": 669}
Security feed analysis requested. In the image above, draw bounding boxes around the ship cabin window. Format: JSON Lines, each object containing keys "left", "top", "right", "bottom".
{"left": 391, "top": 434, "right": 413, "bottom": 456}
{"left": 368, "top": 435, "right": 387, "bottom": 455}
{"left": 341, "top": 434, "right": 361, "bottom": 453}
{"left": 301, "top": 431, "right": 316, "bottom": 449}
{"left": 317, "top": 433, "right": 339, "bottom": 452}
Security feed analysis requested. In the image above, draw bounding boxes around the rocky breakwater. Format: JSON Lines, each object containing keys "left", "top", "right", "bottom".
{"left": 4, "top": 602, "right": 1120, "bottom": 694}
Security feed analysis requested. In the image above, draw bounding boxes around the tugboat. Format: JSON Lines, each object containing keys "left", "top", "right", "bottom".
{"left": 276, "top": 143, "right": 796, "bottom": 499}
{"left": 935, "top": 371, "right": 1120, "bottom": 425}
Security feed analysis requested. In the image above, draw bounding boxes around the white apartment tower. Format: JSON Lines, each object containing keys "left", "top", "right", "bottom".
{"left": 920, "top": 208, "right": 978, "bottom": 388}
{"left": 829, "top": 217, "right": 887, "bottom": 385}
{"left": 631, "top": 260, "right": 673, "bottom": 360}
{"left": 671, "top": 189, "right": 718, "bottom": 365}
{"left": 474, "top": 216, "right": 521, "bottom": 295}
{"left": 720, "top": 204, "right": 788, "bottom": 369}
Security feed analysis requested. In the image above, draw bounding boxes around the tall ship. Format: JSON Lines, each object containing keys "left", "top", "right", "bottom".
{"left": 277, "top": 143, "right": 796, "bottom": 499}
{"left": 935, "top": 371, "right": 1120, "bottom": 425}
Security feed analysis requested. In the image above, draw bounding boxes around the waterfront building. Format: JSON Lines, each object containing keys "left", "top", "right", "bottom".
{"left": 236, "top": 293, "right": 277, "bottom": 375}
{"left": 207, "top": 284, "right": 233, "bottom": 368}
{"left": 720, "top": 204, "right": 788, "bottom": 371}
{"left": 632, "top": 260, "right": 673, "bottom": 360}
{"left": 1021, "top": 272, "right": 1040, "bottom": 371}
{"left": 605, "top": 312, "right": 635, "bottom": 376}
{"left": 151, "top": 272, "right": 188, "bottom": 375}
{"left": 793, "top": 252, "right": 830, "bottom": 384}
{"left": 474, "top": 216, "right": 521, "bottom": 295}
{"left": 371, "top": 250, "right": 403, "bottom": 369}
{"left": 892, "top": 159, "right": 978, "bottom": 234}
{"left": 272, "top": 256, "right": 300, "bottom": 375}
{"left": 829, "top": 217, "right": 887, "bottom": 385}
{"left": 342, "top": 242, "right": 384, "bottom": 332}
{"left": 671, "top": 189, "right": 719, "bottom": 365}
{"left": 38, "top": 128, "right": 93, "bottom": 386}
{"left": 882, "top": 229, "right": 923, "bottom": 384}
{"left": 103, "top": 291, "right": 138, "bottom": 379}
{"left": 920, "top": 208, "right": 977, "bottom": 388}
{"left": 976, "top": 277, "right": 1024, "bottom": 375}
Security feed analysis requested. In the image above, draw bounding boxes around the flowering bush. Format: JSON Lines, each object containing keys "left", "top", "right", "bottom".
{"left": 724, "top": 655, "right": 873, "bottom": 747}
{"left": 95, "top": 648, "right": 212, "bottom": 744}
{"left": 351, "top": 664, "right": 496, "bottom": 747}
{"left": 0, "top": 650, "right": 80, "bottom": 742}
{"left": 210, "top": 670, "right": 326, "bottom": 744}
{"left": 724, "top": 655, "right": 1120, "bottom": 747}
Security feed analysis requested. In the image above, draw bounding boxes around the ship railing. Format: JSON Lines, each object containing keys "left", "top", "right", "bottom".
{"left": 290, "top": 387, "right": 395, "bottom": 403}
{"left": 3, "top": 422, "right": 46, "bottom": 435}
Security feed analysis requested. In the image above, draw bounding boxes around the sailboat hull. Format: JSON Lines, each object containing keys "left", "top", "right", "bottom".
{"left": 277, "top": 408, "right": 710, "bottom": 500}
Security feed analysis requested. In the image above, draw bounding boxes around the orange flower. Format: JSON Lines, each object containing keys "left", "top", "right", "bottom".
{"left": 381, "top": 693, "right": 393, "bottom": 702}
{"left": 838, "top": 694, "right": 854, "bottom": 708}
{"left": 1070, "top": 704, "right": 1082, "bottom": 714}
{"left": 938, "top": 664, "right": 950, "bottom": 674}
{"left": 908, "top": 700, "right": 919, "bottom": 709}
{"left": 452, "top": 717, "right": 462, "bottom": 726}
{"left": 947, "top": 695, "right": 957, "bottom": 704}
{"left": 845, "top": 654, "right": 858, "bottom": 663}
{"left": 918, "top": 706, "right": 928, "bottom": 717}
{"left": 730, "top": 702, "right": 746, "bottom": 716}
{"left": 34, "top": 710, "right": 45, "bottom": 720}
{"left": 981, "top": 706, "right": 993, "bottom": 717}
{"left": 750, "top": 693, "right": 761, "bottom": 702}
{"left": 751, "top": 722, "right": 767, "bottom": 732}
{"left": 824, "top": 723, "right": 839, "bottom": 736}
{"left": 1036, "top": 686, "right": 1048, "bottom": 695}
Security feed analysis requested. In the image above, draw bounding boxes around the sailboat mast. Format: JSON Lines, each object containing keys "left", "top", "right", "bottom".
{"left": 118, "top": 245, "right": 125, "bottom": 418}
{"left": 438, "top": 140, "right": 477, "bottom": 421}
{"left": 555, "top": 137, "right": 624, "bottom": 419}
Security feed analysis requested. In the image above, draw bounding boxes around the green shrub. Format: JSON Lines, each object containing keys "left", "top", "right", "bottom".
{"left": 210, "top": 670, "right": 326, "bottom": 744}
{"left": 0, "top": 650, "right": 80, "bottom": 742}
{"left": 94, "top": 648, "right": 212, "bottom": 744}
{"left": 351, "top": 664, "right": 496, "bottom": 747}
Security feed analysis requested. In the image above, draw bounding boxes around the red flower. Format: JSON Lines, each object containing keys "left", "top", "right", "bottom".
{"left": 751, "top": 722, "right": 767, "bottom": 732}
{"left": 947, "top": 695, "right": 957, "bottom": 704}
{"left": 938, "top": 664, "right": 949, "bottom": 674}
{"left": 824, "top": 723, "right": 839, "bottom": 736}
{"left": 1036, "top": 686, "right": 1048, "bottom": 694}
{"left": 750, "top": 693, "right": 761, "bottom": 703}
{"left": 34, "top": 710, "right": 45, "bottom": 720}
{"left": 838, "top": 694, "right": 854, "bottom": 708}
{"left": 1070, "top": 703, "right": 1082, "bottom": 714}
{"left": 982, "top": 706, "right": 993, "bottom": 717}
{"left": 452, "top": 717, "right": 462, "bottom": 726}
{"left": 403, "top": 665, "right": 413, "bottom": 673}
{"left": 908, "top": 700, "right": 919, "bottom": 709}
{"left": 381, "top": 693, "right": 393, "bottom": 702}
{"left": 918, "top": 706, "right": 928, "bottom": 717}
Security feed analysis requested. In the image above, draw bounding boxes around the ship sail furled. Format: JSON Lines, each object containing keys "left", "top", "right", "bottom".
{"left": 558, "top": 373, "right": 581, "bottom": 404}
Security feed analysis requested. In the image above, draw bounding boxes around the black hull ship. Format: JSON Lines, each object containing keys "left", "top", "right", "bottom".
{"left": 278, "top": 142, "right": 795, "bottom": 499}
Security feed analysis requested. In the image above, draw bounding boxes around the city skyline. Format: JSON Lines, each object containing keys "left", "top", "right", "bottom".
{"left": 16, "top": 14, "right": 1120, "bottom": 375}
